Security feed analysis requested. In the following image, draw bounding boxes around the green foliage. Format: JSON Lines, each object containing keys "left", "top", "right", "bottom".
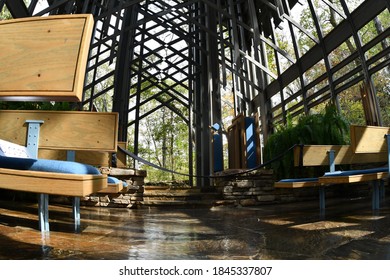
{"left": 139, "top": 108, "right": 189, "bottom": 182}
{"left": 264, "top": 104, "right": 350, "bottom": 179}
{"left": 373, "top": 69, "right": 390, "bottom": 127}
{"left": 0, "top": 6, "right": 12, "bottom": 20}
{"left": 0, "top": 101, "right": 72, "bottom": 111}
{"left": 128, "top": 79, "right": 190, "bottom": 183}
{"left": 338, "top": 85, "right": 366, "bottom": 126}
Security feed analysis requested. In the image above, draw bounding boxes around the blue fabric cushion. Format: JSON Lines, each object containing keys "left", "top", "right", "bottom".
{"left": 108, "top": 176, "right": 128, "bottom": 187}
{"left": 0, "top": 155, "right": 36, "bottom": 170}
{"left": 324, "top": 167, "right": 388, "bottom": 177}
{"left": 0, "top": 156, "right": 100, "bottom": 175}
{"left": 279, "top": 178, "right": 318, "bottom": 183}
{"left": 0, "top": 156, "right": 129, "bottom": 188}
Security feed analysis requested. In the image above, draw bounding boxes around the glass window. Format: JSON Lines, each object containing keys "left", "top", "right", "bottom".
{"left": 304, "top": 59, "right": 327, "bottom": 85}
{"left": 372, "top": 69, "right": 390, "bottom": 126}
{"left": 344, "top": 0, "right": 365, "bottom": 13}
{"left": 271, "top": 93, "right": 282, "bottom": 108}
{"left": 284, "top": 78, "right": 302, "bottom": 100}
{"left": 333, "top": 60, "right": 360, "bottom": 83}
{"left": 338, "top": 81, "right": 365, "bottom": 125}
{"left": 328, "top": 36, "right": 357, "bottom": 66}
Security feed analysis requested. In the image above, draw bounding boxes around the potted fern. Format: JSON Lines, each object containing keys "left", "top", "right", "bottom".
{"left": 264, "top": 104, "right": 349, "bottom": 179}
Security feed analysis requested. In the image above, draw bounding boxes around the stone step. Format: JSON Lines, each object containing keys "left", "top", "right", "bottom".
{"left": 141, "top": 186, "right": 222, "bottom": 207}
{"left": 140, "top": 199, "right": 219, "bottom": 207}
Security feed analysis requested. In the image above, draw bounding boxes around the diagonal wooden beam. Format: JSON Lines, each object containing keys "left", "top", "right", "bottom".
{"left": 4, "top": 0, "right": 29, "bottom": 18}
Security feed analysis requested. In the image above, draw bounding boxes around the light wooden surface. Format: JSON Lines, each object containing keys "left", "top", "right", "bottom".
{"left": 293, "top": 145, "right": 387, "bottom": 167}
{"left": 38, "top": 149, "right": 112, "bottom": 167}
{"left": 350, "top": 125, "right": 390, "bottom": 153}
{"left": 228, "top": 113, "right": 249, "bottom": 169}
{"left": 98, "top": 182, "right": 124, "bottom": 193}
{"left": 293, "top": 125, "right": 389, "bottom": 167}
{"left": 277, "top": 124, "right": 390, "bottom": 189}
{"left": 0, "top": 168, "right": 107, "bottom": 196}
{"left": 0, "top": 110, "right": 118, "bottom": 152}
{"left": 0, "top": 14, "right": 93, "bottom": 101}
{"left": 274, "top": 180, "right": 320, "bottom": 188}
{"left": 319, "top": 172, "right": 388, "bottom": 184}
{"left": 116, "top": 142, "right": 128, "bottom": 168}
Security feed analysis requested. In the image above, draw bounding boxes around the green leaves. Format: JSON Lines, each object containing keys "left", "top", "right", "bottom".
{"left": 264, "top": 104, "right": 349, "bottom": 179}
{"left": 0, "top": 101, "right": 72, "bottom": 111}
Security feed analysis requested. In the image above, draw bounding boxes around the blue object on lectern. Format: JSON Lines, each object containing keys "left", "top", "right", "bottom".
{"left": 245, "top": 117, "right": 257, "bottom": 168}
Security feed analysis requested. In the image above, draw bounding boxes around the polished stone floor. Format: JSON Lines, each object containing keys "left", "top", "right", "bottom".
{"left": 1, "top": 196, "right": 390, "bottom": 260}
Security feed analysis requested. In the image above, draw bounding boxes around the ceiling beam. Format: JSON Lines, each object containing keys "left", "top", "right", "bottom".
{"left": 5, "top": 0, "right": 29, "bottom": 18}
{"left": 261, "top": 0, "right": 387, "bottom": 101}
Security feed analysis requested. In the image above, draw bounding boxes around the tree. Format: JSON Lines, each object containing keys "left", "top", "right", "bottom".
{"left": 129, "top": 79, "right": 190, "bottom": 182}
{"left": 297, "top": 0, "right": 389, "bottom": 126}
{"left": 0, "top": 5, "right": 12, "bottom": 20}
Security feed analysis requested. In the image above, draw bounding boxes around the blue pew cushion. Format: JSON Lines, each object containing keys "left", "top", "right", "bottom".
{"left": 108, "top": 176, "right": 128, "bottom": 187}
{"left": 324, "top": 167, "right": 388, "bottom": 177}
{"left": 0, "top": 139, "right": 128, "bottom": 185}
{"left": 279, "top": 178, "right": 318, "bottom": 183}
{"left": 0, "top": 156, "right": 101, "bottom": 175}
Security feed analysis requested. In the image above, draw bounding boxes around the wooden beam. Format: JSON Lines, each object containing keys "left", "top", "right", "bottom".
{"left": 4, "top": 0, "right": 29, "bottom": 18}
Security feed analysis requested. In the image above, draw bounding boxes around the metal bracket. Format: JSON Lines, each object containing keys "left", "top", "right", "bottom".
{"left": 25, "top": 120, "right": 44, "bottom": 159}
{"left": 327, "top": 150, "right": 335, "bottom": 173}
{"left": 66, "top": 150, "right": 76, "bottom": 161}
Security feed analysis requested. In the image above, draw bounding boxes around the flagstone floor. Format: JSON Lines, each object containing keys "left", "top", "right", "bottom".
{"left": 1, "top": 196, "right": 390, "bottom": 260}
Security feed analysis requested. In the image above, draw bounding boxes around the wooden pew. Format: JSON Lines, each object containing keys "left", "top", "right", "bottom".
{"left": 0, "top": 14, "right": 123, "bottom": 232}
{"left": 318, "top": 126, "right": 389, "bottom": 210}
{"left": 0, "top": 110, "right": 119, "bottom": 231}
{"left": 274, "top": 125, "right": 389, "bottom": 210}
{"left": 273, "top": 144, "right": 386, "bottom": 187}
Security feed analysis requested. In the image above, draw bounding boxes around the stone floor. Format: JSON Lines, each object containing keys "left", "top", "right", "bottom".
{"left": 1, "top": 196, "right": 390, "bottom": 260}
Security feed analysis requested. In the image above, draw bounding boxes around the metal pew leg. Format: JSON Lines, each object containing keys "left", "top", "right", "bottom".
{"left": 38, "top": 194, "right": 50, "bottom": 232}
{"left": 319, "top": 186, "right": 326, "bottom": 219}
{"left": 73, "top": 197, "right": 81, "bottom": 233}
{"left": 319, "top": 186, "right": 326, "bottom": 210}
{"left": 67, "top": 151, "right": 81, "bottom": 232}
{"left": 372, "top": 181, "right": 380, "bottom": 210}
{"left": 380, "top": 180, "right": 385, "bottom": 200}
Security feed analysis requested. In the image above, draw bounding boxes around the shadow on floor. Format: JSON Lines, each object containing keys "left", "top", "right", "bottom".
{"left": 1, "top": 197, "right": 390, "bottom": 260}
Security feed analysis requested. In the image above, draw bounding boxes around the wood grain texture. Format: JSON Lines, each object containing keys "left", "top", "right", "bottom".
{"left": 38, "top": 149, "right": 112, "bottom": 167}
{"left": 274, "top": 180, "right": 320, "bottom": 188}
{"left": 293, "top": 145, "right": 387, "bottom": 166}
{"left": 278, "top": 125, "right": 389, "bottom": 188}
{"left": 350, "top": 125, "right": 390, "bottom": 153}
{"left": 0, "top": 110, "right": 118, "bottom": 152}
{"left": 98, "top": 182, "right": 124, "bottom": 193}
{"left": 0, "top": 14, "right": 93, "bottom": 101}
{"left": 0, "top": 168, "right": 107, "bottom": 196}
{"left": 116, "top": 142, "right": 128, "bottom": 168}
{"left": 319, "top": 172, "right": 388, "bottom": 184}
